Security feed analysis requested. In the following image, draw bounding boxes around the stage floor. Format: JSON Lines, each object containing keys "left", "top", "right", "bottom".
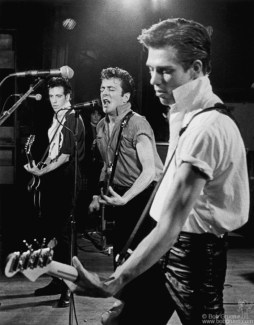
{"left": 0, "top": 232, "right": 254, "bottom": 325}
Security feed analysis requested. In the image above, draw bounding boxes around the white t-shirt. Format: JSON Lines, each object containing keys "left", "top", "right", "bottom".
{"left": 150, "top": 76, "right": 249, "bottom": 236}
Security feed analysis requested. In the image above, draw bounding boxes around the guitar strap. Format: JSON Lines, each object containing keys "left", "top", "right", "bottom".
{"left": 38, "top": 110, "right": 69, "bottom": 164}
{"left": 104, "top": 110, "right": 134, "bottom": 194}
{"left": 99, "top": 111, "right": 134, "bottom": 250}
{"left": 115, "top": 103, "right": 238, "bottom": 266}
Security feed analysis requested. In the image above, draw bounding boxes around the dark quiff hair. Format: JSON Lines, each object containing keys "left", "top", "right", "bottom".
{"left": 100, "top": 67, "right": 136, "bottom": 102}
{"left": 138, "top": 18, "right": 212, "bottom": 75}
{"left": 47, "top": 77, "right": 72, "bottom": 96}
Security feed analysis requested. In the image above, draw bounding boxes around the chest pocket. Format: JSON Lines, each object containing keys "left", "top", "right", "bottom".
{"left": 121, "top": 128, "right": 134, "bottom": 150}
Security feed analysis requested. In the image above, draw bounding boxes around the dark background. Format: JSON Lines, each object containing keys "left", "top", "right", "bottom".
{"left": 1, "top": 0, "right": 254, "bottom": 138}
{"left": 0, "top": 0, "right": 254, "bottom": 266}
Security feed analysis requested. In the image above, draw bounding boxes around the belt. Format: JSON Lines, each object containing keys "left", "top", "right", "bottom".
{"left": 112, "top": 184, "right": 130, "bottom": 193}
{"left": 178, "top": 231, "right": 227, "bottom": 244}
{"left": 112, "top": 181, "right": 157, "bottom": 194}
{"left": 160, "top": 231, "right": 227, "bottom": 270}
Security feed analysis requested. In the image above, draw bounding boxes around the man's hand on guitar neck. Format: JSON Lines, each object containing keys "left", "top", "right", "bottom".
{"left": 24, "top": 160, "right": 47, "bottom": 176}
{"left": 24, "top": 154, "right": 69, "bottom": 176}
{"left": 89, "top": 186, "right": 127, "bottom": 212}
{"left": 99, "top": 186, "right": 127, "bottom": 207}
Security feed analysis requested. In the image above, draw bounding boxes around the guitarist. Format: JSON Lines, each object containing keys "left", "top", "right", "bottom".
{"left": 24, "top": 77, "right": 85, "bottom": 308}
{"left": 88, "top": 67, "right": 167, "bottom": 324}
{"left": 67, "top": 18, "right": 249, "bottom": 325}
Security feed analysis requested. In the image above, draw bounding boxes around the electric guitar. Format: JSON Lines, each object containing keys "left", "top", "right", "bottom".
{"left": 24, "top": 134, "right": 35, "bottom": 169}
{"left": 25, "top": 134, "right": 42, "bottom": 192}
{"left": 99, "top": 112, "right": 133, "bottom": 254}
{"left": 100, "top": 164, "right": 112, "bottom": 251}
{"left": 25, "top": 135, "right": 46, "bottom": 212}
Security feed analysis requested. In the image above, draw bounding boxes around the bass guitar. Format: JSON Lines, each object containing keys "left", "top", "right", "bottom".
{"left": 4, "top": 241, "right": 124, "bottom": 325}
{"left": 5, "top": 245, "right": 123, "bottom": 325}
{"left": 5, "top": 246, "right": 78, "bottom": 283}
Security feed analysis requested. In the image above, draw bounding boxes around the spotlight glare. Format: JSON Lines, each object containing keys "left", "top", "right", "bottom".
{"left": 62, "top": 18, "right": 77, "bottom": 30}
{"left": 122, "top": 0, "right": 139, "bottom": 9}
{"left": 152, "top": 0, "right": 169, "bottom": 10}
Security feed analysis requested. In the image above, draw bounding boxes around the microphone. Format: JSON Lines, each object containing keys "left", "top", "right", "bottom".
{"left": 71, "top": 99, "right": 100, "bottom": 110}
{"left": 14, "top": 93, "right": 42, "bottom": 101}
{"left": 10, "top": 66, "right": 74, "bottom": 79}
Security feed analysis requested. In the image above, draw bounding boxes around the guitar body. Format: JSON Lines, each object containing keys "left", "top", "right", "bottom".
{"left": 27, "top": 161, "right": 45, "bottom": 190}
{"left": 24, "top": 135, "right": 45, "bottom": 213}
{"left": 27, "top": 174, "right": 41, "bottom": 192}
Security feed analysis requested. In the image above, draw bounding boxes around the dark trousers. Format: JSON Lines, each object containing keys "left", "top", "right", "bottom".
{"left": 38, "top": 168, "right": 77, "bottom": 266}
{"left": 163, "top": 231, "right": 227, "bottom": 325}
{"left": 105, "top": 183, "right": 172, "bottom": 325}
{"left": 109, "top": 227, "right": 227, "bottom": 325}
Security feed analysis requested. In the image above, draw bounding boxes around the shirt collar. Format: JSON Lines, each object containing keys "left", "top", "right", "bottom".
{"left": 169, "top": 75, "right": 222, "bottom": 125}
{"left": 171, "top": 76, "right": 221, "bottom": 112}
{"left": 54, "top": 101, "right": 72, "bottom": 120}
{"left": 106, "top": 102, "right": 132, "bottom": 123}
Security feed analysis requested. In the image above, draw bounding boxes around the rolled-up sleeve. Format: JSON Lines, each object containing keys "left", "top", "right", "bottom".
{"left": 131, "top": 117, "right": 154, "bottom": 147}
{"left": 177, "top": 126, "right": 223, "bottom": 181}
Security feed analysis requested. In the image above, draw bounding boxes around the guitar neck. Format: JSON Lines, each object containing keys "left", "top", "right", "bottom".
{"left": 26, "top": 152, "right": 33, "bottom": 168}
{"left": 47, "top": 261, "right": 78, "bottom": 282}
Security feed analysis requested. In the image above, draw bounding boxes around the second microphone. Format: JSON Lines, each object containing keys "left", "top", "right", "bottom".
{"left": 71, "top": 99, "right": 100, "bottom": 110}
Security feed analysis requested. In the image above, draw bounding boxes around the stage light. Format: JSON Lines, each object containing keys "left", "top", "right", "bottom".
{"left": 151, "top": 0, "right": 169, "bottom": 10}
{"left": 121, "top": 0, "right": 142, "bottom": 9}
{"left": 62, "top": 18, "right": 77, "bottom": 30}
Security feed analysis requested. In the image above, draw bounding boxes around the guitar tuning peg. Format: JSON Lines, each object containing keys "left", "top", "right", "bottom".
{"left": 33, "top": 238, "right": 40, "bottom": 246}
{"left": 23, "top": 240, "right": 29, "bottom": 249}
{"left": 41, "top": 238, "right": 47, "bottom": 248}
{"left": 11, "top": 251, "right": 21, "bottom": 272}
{"left": 47, "top": 237, "right": 57, "bottom": 249}
{"left": 23, "top": 240, "right": 33, "bottom": 252}
{"left": 33, "top": 239, "right": 42, "bottom": 250}
{"left": 18, "top": 256, "right": 24, "bottom": 271}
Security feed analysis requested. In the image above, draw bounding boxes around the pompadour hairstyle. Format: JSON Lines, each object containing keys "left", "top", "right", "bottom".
{"left": 138, "top": 18, "right": 212, "bottom": 74}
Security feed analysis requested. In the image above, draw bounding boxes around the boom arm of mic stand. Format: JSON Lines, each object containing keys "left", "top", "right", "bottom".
{"left": 0, "top": 78, "right": 45, "bottom": 126}
{"left": 0, "top": 74, "right": 12, "bottom": 88}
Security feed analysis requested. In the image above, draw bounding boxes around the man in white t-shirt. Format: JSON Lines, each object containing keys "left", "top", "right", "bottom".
{"left": 65, "top": 18, "right": 249, "bottom": 325}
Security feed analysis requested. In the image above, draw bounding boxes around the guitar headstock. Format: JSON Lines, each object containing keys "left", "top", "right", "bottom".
{"left": 25, "top": 134, "right": 35, "bottom": 155}
{"left": 5, "top": 246, "right": 54, "bottom": 282}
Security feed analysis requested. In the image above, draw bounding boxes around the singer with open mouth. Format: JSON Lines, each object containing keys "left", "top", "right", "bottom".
{"left": 88, "top": 66, "right": 167, "bottom": 324}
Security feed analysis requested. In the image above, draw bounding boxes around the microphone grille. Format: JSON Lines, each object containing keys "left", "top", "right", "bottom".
{"left": 35, "top": 94, "right": 42, "bottom": 101}
{"left": 92, "top": 99, "right": 100, "bottom": 106}
{"left": 60, "top": 66, "right": 74, "bottom": 79}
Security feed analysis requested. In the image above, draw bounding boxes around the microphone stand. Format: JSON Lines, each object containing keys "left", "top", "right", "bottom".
{"left": 0, "top": 78, "right": 45, "bottom": 126}
{"left": 68, "top": 108, "right": 81, "bottom": 325}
